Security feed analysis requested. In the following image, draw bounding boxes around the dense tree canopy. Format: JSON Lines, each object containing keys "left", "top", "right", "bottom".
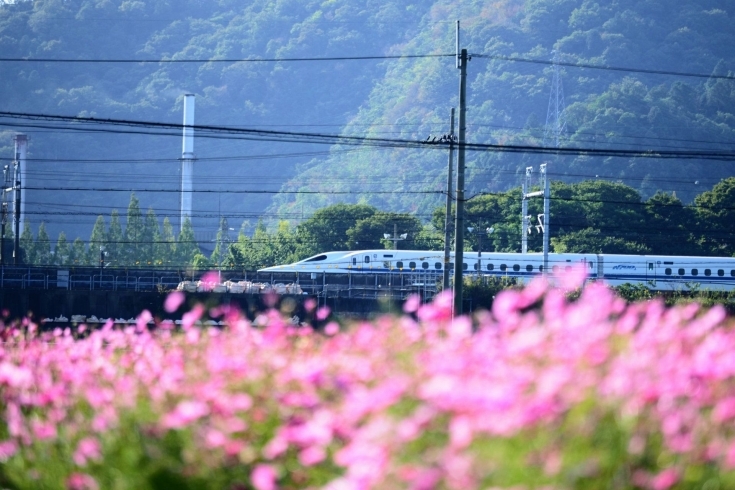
{"left": 0, "top": 0, "right": 733, "bottom": 244}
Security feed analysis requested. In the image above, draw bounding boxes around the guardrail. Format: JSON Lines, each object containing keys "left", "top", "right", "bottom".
{"left": 0, "top": 266, "right": 440, "bottom": 299}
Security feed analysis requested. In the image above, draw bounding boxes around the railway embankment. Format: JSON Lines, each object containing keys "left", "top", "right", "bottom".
{"left": 0, "top": 289, "right": 406, "bottom": 324}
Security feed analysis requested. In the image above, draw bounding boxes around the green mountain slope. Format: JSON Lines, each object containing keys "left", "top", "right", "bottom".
{"left": 273, "top": 0, "right": 735, "bottom": 216}
{"left": 0, "top": 0, "right": 733, "bottom": 244}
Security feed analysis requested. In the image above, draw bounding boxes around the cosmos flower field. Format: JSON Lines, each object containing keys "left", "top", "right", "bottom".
{"left": 1, "top": 270, "right": 735, "bottom": 489}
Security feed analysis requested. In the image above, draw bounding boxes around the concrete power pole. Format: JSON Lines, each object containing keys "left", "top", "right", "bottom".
{"left": 13, "top": 135, "right": 27, "bottom": 234}
{"left": 452, "top": 46, "right": 469, "bottom": 317}
{"left": 180, "top": 94, "right": 196, "bottom": 232}
{"left": 443, "top": 108, "right": 455, "bottom": 291}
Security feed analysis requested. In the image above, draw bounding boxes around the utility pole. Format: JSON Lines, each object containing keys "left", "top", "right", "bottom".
{"left": 521, "top": 165, "right": 550, "bottom": 272}
{"left": 542, "top": 163, "right": 549, "bottom": 274}
{"left": 522, "top": 167, "right": 533, "bottom": 254}
{"left": 453, "top": 45, "right": 469, "bottom": 317}
{"left": 384, "top": 223, "right": 407, "bottom": 249}
{"left": 13, "top": 161, "right": 20, "bottom": 265}
{"left": 0, "top": 202, "right": 6, "bottom": 265}
{"left": 443, "top": 108, "right": 456, "bottom": 290}
{"left": 1, "top": 165, "right": 7, "bottom": 266}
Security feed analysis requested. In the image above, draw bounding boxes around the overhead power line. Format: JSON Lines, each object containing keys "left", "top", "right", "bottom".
{"left": 0, "top": 54, "right": 452, "bottom": 63}
{"left": 473, "top": 53, "right": 735, "bottom": 81}
{"left": 2, "top": 111, "right": 735, "bottom": 161}
{"left": 1, "top": 52, "right": 731, "bottom": 80}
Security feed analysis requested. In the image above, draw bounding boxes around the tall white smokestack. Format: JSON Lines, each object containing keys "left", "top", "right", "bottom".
{"left": 181, "top": 94, "right": 195, "bottom": 232}
{"left": 13, "top": 134, "right": 27, "bottom": 234}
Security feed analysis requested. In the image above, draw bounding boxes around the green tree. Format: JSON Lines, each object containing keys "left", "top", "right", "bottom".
{"left": 19, "top": 223, "right": 35, "bottom": 265}
{"left": 210, "top": 217, "right": 231, "bottom": 268}
{"left": 54, "top": 232, "right": 70, "bottom": 266}
{"left": 156, "top": 217, "right": 176, "bottom": 267}
{"left": 294, "top": 204, "right": 377, "bottom": 258}
{"left": 35, "top": 222, "right": 52, "bottom": 265}
{"left": 124, "top": 193, "right": 145, "bottom": 267}
{"left": 191, "top": 253, "right": 213, "bottom": 270}
{"left": 107, "top": 210, "right": 124, "bottom": 268}
{"left": 346, "top": 212, "right": 424, "bottom": 250}
{"left": 234, "top": 220, "right": 297, "bottom": 270}
{"left": 176, "top": 217, "right": 199, "bottom": 266}
{"left": 643, "top": 191, "right": 697, "bottom": 256}
{"left": 142, "top": 208, "right": 160, "bottom": 267}
{"left": 552, "top": 228, "right": 651, "bottom": 254}
{"left": 69, "top": 238, "right": 87, "bottom": 266}
{"left": 692, "top": 177, "right": 735, "bottom": 256}
{"left": 87, "top": 215, "right": 107, "bottom": 266}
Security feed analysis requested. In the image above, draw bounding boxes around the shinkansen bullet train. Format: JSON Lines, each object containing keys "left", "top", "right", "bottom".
{"left": 258, "top": 250, "right": 735, "bottom": 291}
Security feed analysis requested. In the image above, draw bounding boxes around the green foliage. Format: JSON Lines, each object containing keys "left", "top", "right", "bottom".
{"left": 176, "top": 218, "right": 199, "bottom": 266}
{"left": 294, "top": 204, "right": 377, "bottom": 258}
{"left": 34, "top": 222, "right": 52, "bottom": 265}
{"left": 53, "top": 232, "right": 70, "bottom": 266}
{"left": 19, "top": 222, "right": 34, "bottom": 265}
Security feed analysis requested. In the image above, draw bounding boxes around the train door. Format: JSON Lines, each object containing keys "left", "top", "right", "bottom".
{"left": 646, "top": 261, "right": 656, "bottom": 283}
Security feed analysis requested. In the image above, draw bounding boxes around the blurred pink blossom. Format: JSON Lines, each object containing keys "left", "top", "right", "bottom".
{"left": 251, "top": 464, "right": 278, "bottom": 490}
{"left": 164, "top": 291, "right": 185, "bottom": 313}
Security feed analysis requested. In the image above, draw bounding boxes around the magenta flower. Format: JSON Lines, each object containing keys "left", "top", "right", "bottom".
{"left": 251, "top": 464, "right": 278, "bottom": 490}
{"left": 162, "top": 400, "right": 209, "bottom": 429}
{"left": 73, "top": 437, "right": 101, "bottom": 466}
{"left": 165, "top": 291, "right": 185, "bottom": 313}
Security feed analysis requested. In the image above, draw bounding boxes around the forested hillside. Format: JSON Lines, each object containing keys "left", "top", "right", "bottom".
{"left": 0, "top": 0, "right": 733, "bottom": 256}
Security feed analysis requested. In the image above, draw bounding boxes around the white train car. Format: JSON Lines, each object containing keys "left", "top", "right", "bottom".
{"left": 259, "top": 250, "right": 735, "bottom": 292}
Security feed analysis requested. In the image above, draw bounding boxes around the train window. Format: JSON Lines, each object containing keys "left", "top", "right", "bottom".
{"left": 364, "top": 256, "right": 370, "bottom": 264}
{"left": 526, "top": 264, "right": 533, "bottom": 272}
{"left": 731, "top": 270, "right": 735, "bottom": 277}
{"left": 463, "top": 263, "right": 468, "bottom": 270}
{"left": 500, "top": 264, "right": 507, "bottom": 272}
{"left": 648, "top": 263, "right": 653, "bottom": 270}
{"left": 396, "top": 261, "right": 404, "bottom": 269}
{"left": 449, "top": 263, "right": 455, "bottom": 270}
{"left": 383, "top": 254, "right": 394, "bottom": 258}
{"left": 665, "top": 268, "right": 672, "bottom": 275}
{"left": 718, "top": 269, "right": 724, "bottom": 277}
{"left": 305, "top": 254, "right": 328, "bottom": 262}
{"left": 692, "top": 269, "right": 698, "bottom": 276}
{"left": 352, "top": 258, "right": 356, "bottom": 266}
{"left": 487, "top": 263, "right": 494, "bottom": 271}
{"left": 664, "top": 261, "right": 674, "bottom": 265}
{"left": 422, "top": 262, "right": 429, "bottom": 269}
{"left": 589, "top": 262, "right": 594, "bottom": 269}
{"left": 409, "top": 262, "right": 416, "bottom": 269}
{"left": 513, "top": 264, "right": 520, "bottom": 272}
{"left": 678, "top": 268, "right": 685, "bottom": 276}
{"left": 552, "top": 265, "right": 559, "bottom": 273}
{"left": 565, "top": 266, "right": 572, "bottom": 272}
{"left": 434, "top": 262, "right": 442, "bottom": 270}
{"left": 539, "top": 265, "right": 544, "bottom": 272}
{"left": 705, "top": 269, "right": 711, "bottom": 276}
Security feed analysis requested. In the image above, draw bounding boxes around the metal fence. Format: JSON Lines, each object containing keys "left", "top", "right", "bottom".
{"left": 0, "top": 266, "right": 440, "bottom": 300}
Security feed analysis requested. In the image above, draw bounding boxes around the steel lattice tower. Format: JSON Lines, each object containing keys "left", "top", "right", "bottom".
{"left": 543, "top": 50, "right": 567, "bottom": 148}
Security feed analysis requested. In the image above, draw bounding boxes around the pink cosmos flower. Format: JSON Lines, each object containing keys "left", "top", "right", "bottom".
{"left": 73, "top": 437, "right": 101, "bottom": 466}
{"left": 558, "top": 263, "right": 588, "bottom": 290}
{"left": 67, "top": 473, "right": 99, "bottom": 490}
{"left": 251, "top": 464, "right": 278, "bottom": 490}
{"left": 164, "top": 291, "right": 185, "bottom": 313}
{"left": 651, "top": 467, "right": 680, "bottom": 490}
{"left": 403, "top": 294, "right": 421, "bottom": 313}
{"left": 0, "top": 440, "right": 17, "bottom": 461}
{"left": 316, "top": 306, "right": 331, "bottom": 321}
{"left": 324, "top": 322, "right": 340, "bottom": 336}
{"left": 161, "top": 400, "right": 209, "bottom": 429}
